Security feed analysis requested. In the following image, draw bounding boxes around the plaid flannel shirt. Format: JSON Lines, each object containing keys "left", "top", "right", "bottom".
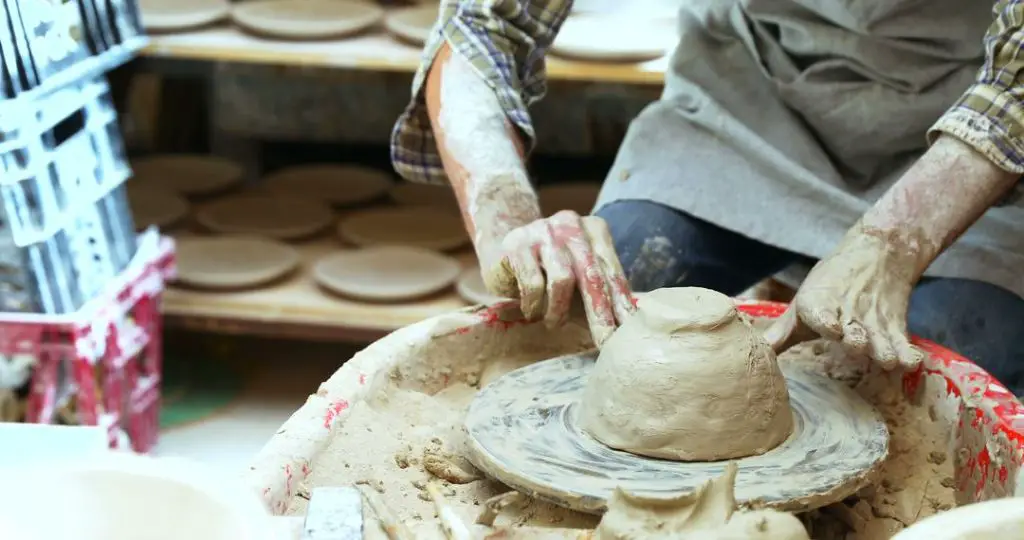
{"left": 391, "top": 0, "right": 1024, "bottom": 203}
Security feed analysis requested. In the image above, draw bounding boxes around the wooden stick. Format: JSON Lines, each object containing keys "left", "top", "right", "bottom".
{"left": 424, "top": 483, "right": 472, "bottom": 540}
{"left": 356, "top": 485, "right": 415, "bottom": 540}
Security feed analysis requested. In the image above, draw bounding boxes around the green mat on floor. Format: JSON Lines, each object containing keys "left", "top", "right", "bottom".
{"left": 160, "top": 354, "right": 245, "bottom": 430}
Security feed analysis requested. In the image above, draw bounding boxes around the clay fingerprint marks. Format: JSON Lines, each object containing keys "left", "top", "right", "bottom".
{"left": 230, "top": 0, "right": 385, "bottom": 40}
{"left": 550, "top": 14, "right": 677, "bottom": 62}
{"left": 131, "top": 154, "right": 244, "bottom": 197}
{"left": 465, "top": 354, "right": 889, "bottom": 514}
{"left": 312, "top": 246, "right": 461, "bottom": 301}
{"left": 139, "top": 0, "right": 229, "bottom": 31}
{"left": 126, "top": 185, "right": 189, "bottom": 231}
{"left": 197, "top": 195, "right": 335, "bottom": 240}
{"left": 456, "top": 267, "right": 509, "bottom": 306}
{"left": 338, "top": 207, "right": 470, "bottom": 251}
{"left": 175, "top": 236, "right": 300, "bottom": 289}
{"left": 538, "top": 183, "right": 602, "bottom": 217}
{"left": 262, "top": 164, "right": 393, "bottom": 207}
{"left": 384, "top": 4, "right": 440, "bottom": 46}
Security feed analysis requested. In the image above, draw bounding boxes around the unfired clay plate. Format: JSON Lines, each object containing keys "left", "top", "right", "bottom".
{"left": 231, "top": 0, "right": 385, "bottom": 40}
{"left": 139, "top": 0, "right": 229, "bottom": 31}
{"left": 384, "top": 5, "right": 439, "bottom": 46}
{"left": 388, "top": 182, "right": 460, "bottom": 213}
{"left": 312, "top": 246, "right": 460, "bottom": 301}
{"left": 175, "top": 236, "right": 300, "bottom": 289}
{"left": 551, "top": 15, "right": 676, "bottom": 62}
{"left": 197, "top": 195, "right": 335, "bottom": 240}
{"left": 538, "top": 182, "right": 602, "bottom": 216}
{"left": 131, "top": 154, "right": 243, "bottom": 197}
{"left": 338, "top": 207, "right": 469, "bottom": 251}
{"left": 456, "top": 268, "right": 509, "bottom": 306}
{"left": 127, "top": 185, "right": 190, "bottom": 230}
{"left": 261, "top": 164, "right": 392, "bottom": 206}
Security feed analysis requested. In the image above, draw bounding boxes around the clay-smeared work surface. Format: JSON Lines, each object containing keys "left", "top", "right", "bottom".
{"left": 246, "top": 301, "right": 1024, "bottom": 539}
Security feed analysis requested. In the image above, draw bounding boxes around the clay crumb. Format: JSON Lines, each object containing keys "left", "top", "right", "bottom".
{"left": 423, "top": 448, "right": 482, "bottom": 484}
{"left": 927, "top": 452, "right": 947, "bottom": 465}
{"left": 355, "top": 478, "right": 385, "bottom": 493}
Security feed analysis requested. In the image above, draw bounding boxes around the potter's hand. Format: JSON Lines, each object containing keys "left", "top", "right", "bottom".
{"left": 766, "top": 136, "right": 1021, "bottom": 370}
{"left": 481, "top": 211, "right": 636, "bottom": 347}
{"left": 764, "top": 224, "right": 923, "bottom": 370}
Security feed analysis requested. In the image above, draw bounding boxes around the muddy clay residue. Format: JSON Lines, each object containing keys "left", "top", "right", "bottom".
{"left": 286, "top": 337, "right": 955, "bottom": 540}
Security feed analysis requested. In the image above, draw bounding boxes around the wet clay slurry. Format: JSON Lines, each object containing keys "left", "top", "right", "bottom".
{"left": 465, "top": 352, "right": 889, "bottom": 514}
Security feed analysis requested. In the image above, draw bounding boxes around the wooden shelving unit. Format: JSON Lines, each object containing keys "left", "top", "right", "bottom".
{"left": 141, "top": 26, "right": 669, "bottom": 85}
{"left": 163, "top": 237, "right": 478, "bottom": 342}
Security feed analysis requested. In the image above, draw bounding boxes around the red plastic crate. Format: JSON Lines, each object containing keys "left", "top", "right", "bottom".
{"left": 0, "top": 231, "right": 175, "bottom": 452}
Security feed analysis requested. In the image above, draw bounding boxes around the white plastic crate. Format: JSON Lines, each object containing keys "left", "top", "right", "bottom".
{"left": 0, "top": 76, "right": 129, "bottom": 247}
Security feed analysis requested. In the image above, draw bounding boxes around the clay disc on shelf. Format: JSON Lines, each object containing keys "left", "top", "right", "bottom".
{"left": 261, "top": 164, "right": 392, "bottom": 206}
{"left": 550, "top": 15, "right": 676, "bottom": 62}
{"left": 175, "top": 236, "right": 300, "bottom": 289}
{"left": 312, "top": 246, "right": 461, "bottom": 301}
{"left": 338, "top": 207, "right": 469, "bottom": 251}
{"left": 538, "top": 182, "right": 602, "bottom": 216}
{"left": 384, "top": 5, "right": 438, "bottom": 46}
{"left": 388, "top": 182, "right": 460, "bottom": 213}
{"left": 139, "top": 0, "right": 229, "bottom": 31}
{"left": 131, "top": 154, "right": 244, "bottom": 197}
{"left": 466, "top": 353, "right": 888, "bottom": 514}
{"left": 196, "top": 195, "right": 335, "bottom": 240}
{"left": 127, "top": 185, "right": 190, "bottom": 230}
{"left": 231, "top": 0, "right": 385, "bottom": 40}
{"left": 456, "top": 268, "right": 509, "bottom": 306}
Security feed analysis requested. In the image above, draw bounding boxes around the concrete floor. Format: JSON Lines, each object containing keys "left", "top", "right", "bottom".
{"left": 154, "top": 333, "right": 365, "bottom": 471}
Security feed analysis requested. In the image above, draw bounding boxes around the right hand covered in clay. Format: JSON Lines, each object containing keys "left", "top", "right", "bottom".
{"left": 481, "top": 210, "right": 636, "bottom": 347}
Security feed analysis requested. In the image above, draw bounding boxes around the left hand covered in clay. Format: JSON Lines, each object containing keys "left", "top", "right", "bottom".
{"left": 765, "top": 223, "right": 925, "bottom": 371}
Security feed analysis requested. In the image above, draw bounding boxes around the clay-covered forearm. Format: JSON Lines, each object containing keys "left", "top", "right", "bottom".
{"left": 424, "top": 43, "right": 542, "bottom": 263}
{"left": 859, "top": 135, "right": 1019, "bottom": 277}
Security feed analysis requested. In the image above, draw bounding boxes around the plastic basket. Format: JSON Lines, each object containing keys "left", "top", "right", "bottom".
{"left": 0, "top": 230, "right": 175, "bottom": 452}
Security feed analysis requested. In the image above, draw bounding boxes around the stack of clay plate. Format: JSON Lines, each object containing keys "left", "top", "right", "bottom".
{"left": 230, "top": 0, "right": 385, "bottom": 40}
{"left": 383, "top": 4, "right": 440, "bottom": 46}
{"left": 139, "top": 0, "right": 231, "bottom": 32}
{"left": 321, "top": 196, "right": 470, "bottom": 302}
{"left": 550, "top": 12, "right": 678, "bottom": 62}
{"left": 127, "top": 153, "right": 245, "bottom": 231}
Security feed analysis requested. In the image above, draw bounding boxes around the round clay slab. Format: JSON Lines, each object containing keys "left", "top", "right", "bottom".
{"left": 197, "top": 195, "right": 335, "bottom": 240}
{"left": 538, "top": 182, "right": 602, "bottom": 216}
{"left": 231, "top": 0, "right": 384, "bottom": 40}
{"left": 312, "top": 246, "right": 460, "bottom": 301}
{"left": 127, "top": 185, "right": 189, "bottom": 230}
{"left": 131, "top": 154, "right": 243, "bottom": 196}
{"left": 384, "top": 5, "right": 438, "bottom": 45}
{"left": 140, "top": 0, "right": 229, "bottom": 31}
{"left": 465, "top": 353, "right": 888, "bottom": 514}
{"left": 388, "top": 182, "right": 460, "bottom": 213}
{"left": 175, "top": 236, "right": 300, "bottom": 289}
{"left": 262, "top": 164, "right": 392, "bottom": 206}
{"left": 456, "top": 268, "right": 509, "bottom": 305}
{"left": 551, "top": 15, "right": 676, "bottom": 62}
{"left": 338, "top": 207, "right": 468, "bottom": 251}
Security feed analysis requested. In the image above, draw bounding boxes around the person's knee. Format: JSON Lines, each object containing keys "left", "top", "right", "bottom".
{"left": 595, "top": 200, "right": 691, "bottom": 292}
{"left": 908, "top": 278, "right": 1024, "bottom": 394}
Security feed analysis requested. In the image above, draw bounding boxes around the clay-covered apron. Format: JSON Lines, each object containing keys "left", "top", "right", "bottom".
{"left": 594, "top": 0, "right": 1024, "bottom": 298}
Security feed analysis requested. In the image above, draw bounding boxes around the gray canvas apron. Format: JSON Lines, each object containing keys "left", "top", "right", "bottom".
{"left": 594, "top": 0, "right": 1024, "bottom": 298}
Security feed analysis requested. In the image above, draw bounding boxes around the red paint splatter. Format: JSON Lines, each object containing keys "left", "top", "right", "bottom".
{"left": 302, "top": 462, "right": 311, "bottom": 476}
{"left": 359, "top": 373, "right": 367, "bottom": 385}
{"left": 999, "top": 465, "right": 1009, "bottom": 484}
{"left": 323, "top": 399, "right": 350, "bottom": 429}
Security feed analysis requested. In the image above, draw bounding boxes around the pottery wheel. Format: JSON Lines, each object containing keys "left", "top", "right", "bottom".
{"left": 465, "top": 352, "right": 889, "bottom": 514}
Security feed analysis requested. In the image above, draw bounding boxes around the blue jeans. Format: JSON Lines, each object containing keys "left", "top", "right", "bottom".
{"left": 595, "top": 200, "right": 1024, "bottom": 395}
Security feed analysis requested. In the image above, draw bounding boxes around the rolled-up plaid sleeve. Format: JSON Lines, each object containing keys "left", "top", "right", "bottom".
{"left": 390, "top": 0, "right": 572, "bottom": 185}
{"left": 928, "top": 0, "right": 1024, "bottom": 203}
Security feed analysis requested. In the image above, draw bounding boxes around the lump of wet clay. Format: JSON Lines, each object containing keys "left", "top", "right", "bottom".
{"left": 579, "top": 287, "right": 793, "bottom": 461}
{"left": 595, "top": 463, "right": 809, "bottom": 540}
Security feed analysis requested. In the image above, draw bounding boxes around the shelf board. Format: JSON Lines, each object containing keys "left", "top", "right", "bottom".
{"left": 141, "top": 26, "right": 668, "bottom": 85}
{"left": 162, "top": 236, "right": 477, "bottom": 342}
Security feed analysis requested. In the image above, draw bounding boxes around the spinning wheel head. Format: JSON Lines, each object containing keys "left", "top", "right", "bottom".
{"left": 465, "top": 353, "right": 889, "bottom": 514}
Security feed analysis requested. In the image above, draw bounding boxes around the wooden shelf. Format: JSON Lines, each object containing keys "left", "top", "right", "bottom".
{"left": 162, "top": 236, "right": 477, "bottom": 343}
{"left": 141, "top": 25, "right": 668, "bottom": 85}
